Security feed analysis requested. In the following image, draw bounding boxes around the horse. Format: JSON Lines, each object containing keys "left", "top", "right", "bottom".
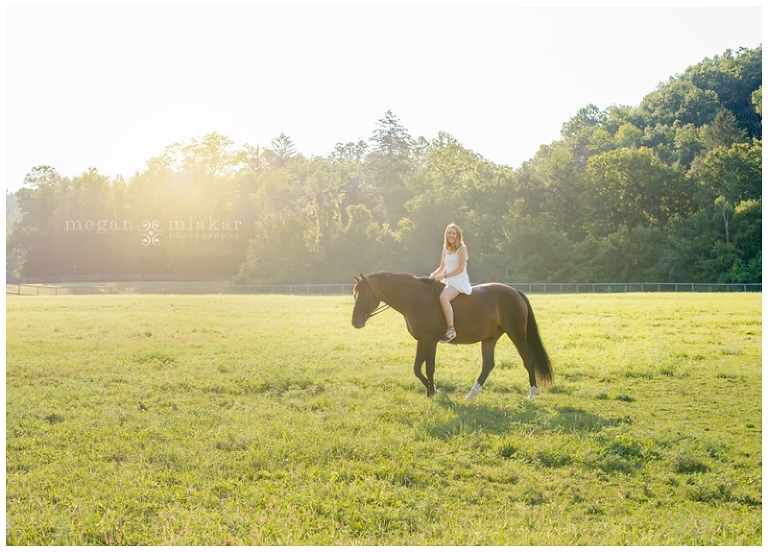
{"left": 351, "top": 271, "right": 553, "bottom": 400}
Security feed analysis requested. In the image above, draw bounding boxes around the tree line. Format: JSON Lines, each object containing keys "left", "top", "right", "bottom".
{"left": 6, "top": 46, "right": 761, "bottom": 285}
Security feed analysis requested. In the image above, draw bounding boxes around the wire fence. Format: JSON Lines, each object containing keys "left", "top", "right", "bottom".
{"left": 6, "top": 281, "right": 762, "bottom": 296}
{"left": 9, "top": 274, "right": 232, "bottom": 284}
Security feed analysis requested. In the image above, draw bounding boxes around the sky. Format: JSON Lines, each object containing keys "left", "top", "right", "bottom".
{"left": 4, "top": 4, "right": 763, "bottom": 192}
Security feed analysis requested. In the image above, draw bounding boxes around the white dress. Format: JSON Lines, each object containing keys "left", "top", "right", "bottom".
{"left": 442, "top": 246, "right": 472, "bottom": 295}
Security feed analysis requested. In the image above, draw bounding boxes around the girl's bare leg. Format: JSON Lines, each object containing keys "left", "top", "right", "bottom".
{"left": 439, "top": 286, "right": 460, "bottom": 339}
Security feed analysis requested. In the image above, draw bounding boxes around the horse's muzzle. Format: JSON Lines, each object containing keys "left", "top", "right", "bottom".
{"left": 352, "top": 317, "right": 366, "bottom": 329}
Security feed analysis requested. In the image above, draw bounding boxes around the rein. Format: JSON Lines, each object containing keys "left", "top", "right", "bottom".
{"left": 364, "top": 303, "right": 392, "bottom": 319}
{"left": 356, "top": 279, "right": 439, "bottom": 320}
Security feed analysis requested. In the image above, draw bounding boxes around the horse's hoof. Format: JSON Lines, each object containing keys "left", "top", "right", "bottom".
{"left": 466, "top": 382, "right": 482, "bottom": 400}
{"left": 528, "top": 386, "right": 539, "bottom": 400}
{"left": 427, "top": 384, "right": 437, "bottom": 398}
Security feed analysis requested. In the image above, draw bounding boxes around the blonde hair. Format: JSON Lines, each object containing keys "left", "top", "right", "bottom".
{"left": 443, "top": 223, "right": 465, "bottom": 252}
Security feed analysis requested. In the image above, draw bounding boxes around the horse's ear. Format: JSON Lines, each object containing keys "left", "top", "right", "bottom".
{"left": 353, "top": 275, "right": 359, "bottom": 283}
{"left": 359, "top": 273, "right": 366, "bottom": 282}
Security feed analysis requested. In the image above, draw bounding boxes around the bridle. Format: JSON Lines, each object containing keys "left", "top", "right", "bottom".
{"left": 353, "top": 278, "right": 439, "bottom": 320}
{"left": 353, "top": 281, "right": 391, "bottom": 319}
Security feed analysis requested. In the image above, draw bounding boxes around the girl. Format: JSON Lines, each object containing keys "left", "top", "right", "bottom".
{"left": 429, "top": 223, "right": 472, "bottom": 342}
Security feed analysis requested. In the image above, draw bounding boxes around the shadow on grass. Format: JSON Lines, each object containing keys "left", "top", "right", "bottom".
{"left": 423, "top": 394, "right": 618, "bottom": 439}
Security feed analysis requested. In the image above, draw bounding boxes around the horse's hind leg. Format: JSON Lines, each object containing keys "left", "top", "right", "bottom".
{"left": 514, "top": 340, "right": 539, "bottom": 400}
{"left": 505, "top": 324, "right": 539, "bottom": 400}
{"left": 520, "top": 343, "right": 540, "bottom": 399}
{"left": 466, "top": 335, "right": 500, "bottom": 400}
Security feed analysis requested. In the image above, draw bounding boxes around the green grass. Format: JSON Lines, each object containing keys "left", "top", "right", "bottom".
{"left": 6, "top": 293, "right": 762, "bottom": 545}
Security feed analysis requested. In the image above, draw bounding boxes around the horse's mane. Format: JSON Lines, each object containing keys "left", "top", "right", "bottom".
{"left": 370, "top": 271, "right": 435, "bottom": 288}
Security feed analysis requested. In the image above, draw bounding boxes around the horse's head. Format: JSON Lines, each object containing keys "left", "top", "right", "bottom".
{"left": 351, "top": 273, "right": 380, "bottom": 328}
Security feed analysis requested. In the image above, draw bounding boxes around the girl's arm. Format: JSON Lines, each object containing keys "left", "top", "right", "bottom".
{"left": 429, "top": 249, "right": 447, "bottom": 279}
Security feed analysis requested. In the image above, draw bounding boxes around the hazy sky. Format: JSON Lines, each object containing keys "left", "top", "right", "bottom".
{"left": 5, "top": 4, "right": 763, "bottom": 191}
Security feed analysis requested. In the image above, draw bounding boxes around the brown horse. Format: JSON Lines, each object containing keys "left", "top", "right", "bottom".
{"left": 351, "top": 271, "right": 553, "bottom": 400}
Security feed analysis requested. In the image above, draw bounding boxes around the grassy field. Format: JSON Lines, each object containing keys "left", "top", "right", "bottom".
{"left": 5, "top": 292, "right": 762, "bottom": 545}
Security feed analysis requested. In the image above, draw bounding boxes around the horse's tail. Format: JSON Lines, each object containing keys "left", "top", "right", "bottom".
{"left": 517, "top": 290, "right": 553, "bottom": 387}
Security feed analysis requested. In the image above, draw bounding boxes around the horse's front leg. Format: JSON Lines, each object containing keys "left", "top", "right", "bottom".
{"left": 412, "top": 340, "right": 430, "bottom": 393}
{"left": 424, "top": 340, "right": 439, "bottom": 397}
